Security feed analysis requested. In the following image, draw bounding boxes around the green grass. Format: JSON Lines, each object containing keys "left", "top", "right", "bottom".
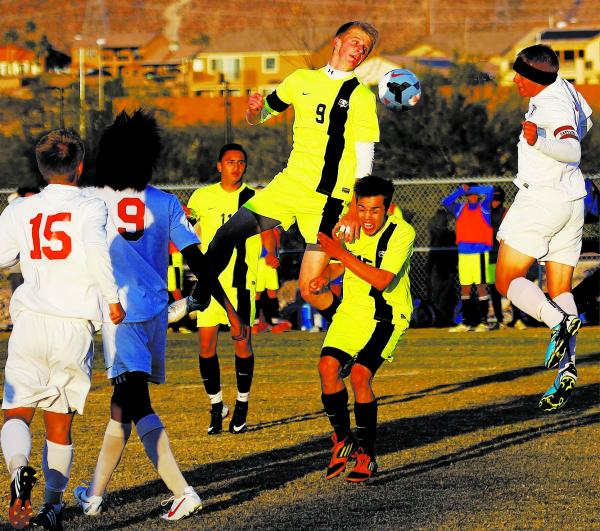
{"left": 0, "top": 327, "right": 599, "bottom": 530}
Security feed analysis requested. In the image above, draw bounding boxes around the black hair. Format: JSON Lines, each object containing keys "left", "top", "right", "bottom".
{"left": 218, "top": 143, "right": 247, "bottom": 163}
{"left": 493, "top": 187, "right": 506, "bottom": 202}
{"left": 517, "top": 44, "right": 559, "bottom": 72}
{"left": 335, "top": 21, "right": 379, "bottom": 53}
{"left": 17, "top": 186, "right": 40, "bottom": 196}
{"left": 35, "top": 129, "right": 84, "bottom": 182}
{"left": 354, "top": 175, "right": 394, "bottom": 210}
{"left": 95, "top": 109, "right": 162, "bottom": 191}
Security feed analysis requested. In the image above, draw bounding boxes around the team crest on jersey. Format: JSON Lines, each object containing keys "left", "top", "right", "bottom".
{"left": 338, "top": 99, "right": 349, "bottom": 108}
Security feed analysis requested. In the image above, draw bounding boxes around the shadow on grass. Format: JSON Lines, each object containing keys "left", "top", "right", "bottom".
{"left": 246, "top": 351, "right": 600, "bottom": 432}
{"left": 64, "top": 380, "right": 600, "bottom": 529}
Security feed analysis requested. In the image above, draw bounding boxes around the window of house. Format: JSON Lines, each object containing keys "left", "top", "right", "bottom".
{"left": 209, "top": 57, "right": 240, "bottom": 80}
{"left": 262, "top": 56, "right": 278, "bottom": 73}
{"left": 585, "top": 61, "right": 593, "bottom": 69}
{"left": 192, "top": 58, "right": 204, "bottom": 72}
{"left": 563, "top": 50, "right": 575, "bottom": 61}
{"left": 578, "top": 50, "right": 584, "bottom": 58}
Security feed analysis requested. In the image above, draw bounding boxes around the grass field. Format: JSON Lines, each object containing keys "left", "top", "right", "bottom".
{"left": 0, "top": 327, "right": 598, "bottom": 530}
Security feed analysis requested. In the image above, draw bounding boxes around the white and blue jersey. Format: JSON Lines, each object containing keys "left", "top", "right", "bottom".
{"left": 86, "top": 185, "right": 199, "bottom": 322}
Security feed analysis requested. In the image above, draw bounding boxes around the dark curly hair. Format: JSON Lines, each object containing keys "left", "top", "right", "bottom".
{"left": 95, "top": 109, "right": 162, "bottom": 191}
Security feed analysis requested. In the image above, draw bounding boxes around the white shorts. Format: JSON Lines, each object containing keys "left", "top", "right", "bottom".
{"left": 101, "top": 312, "right": 167, "bottom": 384}
{"left": 3, "top": 311, "right": 94, "bottom": 414}
{"left": 497, "top": 192, "right": 584, "bottom": 267}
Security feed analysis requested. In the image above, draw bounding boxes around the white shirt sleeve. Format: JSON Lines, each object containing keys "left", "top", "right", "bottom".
{"left": 0, "top": 206, "right": 19, "bottom": 268}
{"left": 355, "top": 141, "right": 375, "bottom": 179}
{"left": 534, "top": 136, "right": 581, "bottom": 163}
{"left": 82, "top": 199, "right": 119, "bottom": 304}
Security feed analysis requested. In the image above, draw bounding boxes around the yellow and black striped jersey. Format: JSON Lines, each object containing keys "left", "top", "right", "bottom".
{"left": 342, "top": 216, "right": 415, "bottom": 323}
{"left": 264, "top": 67, "right": 379, "bottom": 200}
{"left": 187, "top": 183, "right": 261, "bottom": 289}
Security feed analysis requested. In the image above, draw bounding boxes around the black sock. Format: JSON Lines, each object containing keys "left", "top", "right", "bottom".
{"left": 318, "top": 294, "right": 341, "bottom": 323}
{"left": 460, "top": 296, "right": 472, "bottom": 325}
{"left": 235, "top": 354, "right": 254, "bottom": 394}
{"left": 199, "top": 355, "right": 221, "bottom": 395}
{"left": 354, "top": 400, "right": 377, "bottom": 457}
{"left": 265, "top": 297, "right": 281, "bottom": 324}
{"left": 321, "top": 388, "right": 350, "bottom": 440}
{"left": 490, "top": 284, "right": 503, "bottom": 323}
{"left": 478, "top": 298, "right": 489, "bottom": 324}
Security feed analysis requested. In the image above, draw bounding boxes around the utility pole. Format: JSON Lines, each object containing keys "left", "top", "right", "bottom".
{"left": 74, "top": 34, "right": 85, "bottom": 137}
{"left": 221, "top": 73, "right": 232, "bottom": 143}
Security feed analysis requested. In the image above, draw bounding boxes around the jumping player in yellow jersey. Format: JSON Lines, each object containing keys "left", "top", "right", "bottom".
{"left": 186, "top": 144, "right": 261, "bottom": 435}
{"left": 310, "top": 176, "right": 414, "bottom": 483}
{"left": 169, "top": 21, "right": 380, "bottom": 326}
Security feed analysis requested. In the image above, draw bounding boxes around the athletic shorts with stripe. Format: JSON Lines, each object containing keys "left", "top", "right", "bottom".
{"left": 458, "top": 252, "right": 490, "bottom": 285}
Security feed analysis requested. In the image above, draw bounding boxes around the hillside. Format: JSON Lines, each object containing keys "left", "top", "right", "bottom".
{"left": 2, "top": 0, "right": 600, "bottom": 55}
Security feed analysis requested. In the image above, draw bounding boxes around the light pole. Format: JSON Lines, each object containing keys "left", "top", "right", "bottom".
{"left": 220, "top": 73, "right": 232, "bottom": 143}
{"left": 96, "top": 37, "right": 106, "bottom": 111}
{"left": 74, "top": 34, "right": 85, "bottom": 137}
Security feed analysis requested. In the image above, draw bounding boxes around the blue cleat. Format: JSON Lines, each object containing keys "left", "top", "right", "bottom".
{"left": 539, "top": 362, "right": 577, "bottom": 412}
{"left": 544, "top": 315, "right": 581, "bottom": 369}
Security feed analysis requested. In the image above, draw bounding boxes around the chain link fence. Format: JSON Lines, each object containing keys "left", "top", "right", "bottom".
{"left": 1, "top": 175, "right": 599, "bottom": 324}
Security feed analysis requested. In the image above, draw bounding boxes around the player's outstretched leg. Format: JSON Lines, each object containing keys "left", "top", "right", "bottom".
{"left": 229, "top": 352, "right": 254, "bottom": 434}
{"left": 545, "top": 314, "right": 581, "bottom": 369}
{"left": 32, "top": 503, "right": 63, "bottom": 530}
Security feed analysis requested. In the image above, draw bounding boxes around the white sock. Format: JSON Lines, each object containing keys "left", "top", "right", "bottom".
{"left": 90, "top": 419, "right": 132, "bottom": 497}
{"left": 136, "top": 414, "right": 188, "bottom": 498}
{"left": 507, "top": 277, "right": 563, "bottom": 328}
{"left": 42, "top": 440, "right": 73, "bottom": 507}
{"left": 1, "top": 419, "right": 31, "bottom": 477}
{"left": 554, "top": 292, "right": 578, "bottom": 364}
{"left": 208, "top": 390, "right": 223, "bottom": 405}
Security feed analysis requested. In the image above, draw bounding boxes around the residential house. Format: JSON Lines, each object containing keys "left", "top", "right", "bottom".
{"left": 0, "top": 45, "right": 41, "bottom": 89}
{"left": 496, "top": 27, "right": 600, "bottom": 85}
{"left": 186, "top": 27, "right": 330, "bottom": 97}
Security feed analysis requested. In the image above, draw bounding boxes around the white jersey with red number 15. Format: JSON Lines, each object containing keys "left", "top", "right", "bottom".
{"left": 87, "top": 185, "right": 199, "bottom": 322}
{"left": 0, "top": 184, "right": 113, "bottom": 325}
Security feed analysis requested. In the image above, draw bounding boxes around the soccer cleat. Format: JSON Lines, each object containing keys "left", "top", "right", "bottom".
{"left": 270, "top": 320, "right": 292, "bottom": 333}
{"left": 32, "top": 504, "right": 63, "bottom": 531}
{"left": 207, "top": 402, "right": 229, "bottom": 435}
{"left": 229, "top": 400, "right": 249, "bottom": 434}
{"left": 160, "top": 486, "right": 203, "bottom": 521}
{"left": 448, "top": 323, "right": 473, "bottom": 333}
{"left": 473, "top": 322, "right": 490, "bottom": 332}
{"left": 346, "top": 448, "right": 378, "bottom": 483}
{"left": 544, "top": 315, "right": 581, "bottom": 369}
{"left": 168, "top": 295, "right": 209, "bottom": 324}
{"left": 326, "top": 433, "right": 356, "bottom": 480}
{"left": 73, "top": 483, "right": 103, "bottom": 516}
{"left": 513, "top": 319, "right": 527, "bottom": 330}
{"left": 539, "top": 362, "right": 578, "bottom": 412}
{"left": 8, "top": 465, "right": 37, "bottom": 529}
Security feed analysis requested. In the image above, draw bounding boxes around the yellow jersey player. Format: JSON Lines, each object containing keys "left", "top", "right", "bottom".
{"left": 170, "top": 22, "right": 380, "bottom": 330}
{"left": 187, "top": 144, "right": 260, "bottom": 435}
{"left": 310, "top": 176, "right": 415, "bottom": 483}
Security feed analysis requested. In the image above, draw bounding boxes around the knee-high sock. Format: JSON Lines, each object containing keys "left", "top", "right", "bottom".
{"left": 136, "top": 414, "right": 188, "bottom": 498}
{"left": 235, "top": 354, "right": 254, "bottom": 402}
{"left": 90, "top": 419, "right": 132, "bottom": 497}
{"left": 42, "top": 440, "right": 73, "bottom": 508}
{"left": 507, "top": 277, "right": 563, "bottom": 328}
{"left": 321, "top": 388, "right": 350, "bottom": 440}
{"left": 478, "top": 296, "right": 490, "bottom": 324}
{"left": 554, "top": 292, "right": 578, "bottom": 365}
{"left": 264, "top": 297, "right": 281, "bottom": 324}
{"left": 490, "top": 284, "right": 504, "bottom": 323}
{"left": 199, "top": 354, "right": 221, "bottom": 400}
{"left": 1, "top": 419, "right": 31, "bottom": 477}
{"left": 354, "top": 400, "right": 378, "bottom": 457}
{"left": 461, "top": 296, "right": 474, "bottom": 326}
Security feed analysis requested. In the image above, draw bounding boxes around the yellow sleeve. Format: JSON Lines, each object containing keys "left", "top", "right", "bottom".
{"left": 264, "top": 70, "right": 301, "bottom": 114}
{"left": 380, "top": 220, "right": 415, "bottom": 276}
{"left": 350, "top": 85, "right": 380, "bottom": 142}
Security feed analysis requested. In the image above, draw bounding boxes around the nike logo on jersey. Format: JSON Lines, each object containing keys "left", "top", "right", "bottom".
{"left": 378, "top": 250, "right": 386, "bottom": 258}
{"left": 302, "top": 91, "right": 311, "bottom": 95}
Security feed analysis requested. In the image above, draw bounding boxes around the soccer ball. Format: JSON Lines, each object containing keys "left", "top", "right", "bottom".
{"left": 378, "top": 69, "right": 421, "bottom": 111}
